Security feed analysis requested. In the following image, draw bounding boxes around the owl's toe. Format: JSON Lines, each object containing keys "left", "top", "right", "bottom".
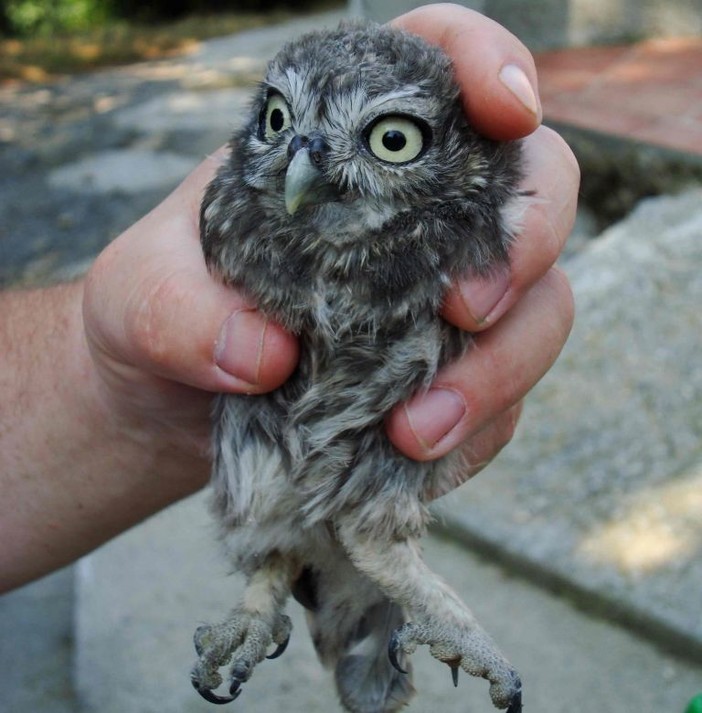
{"left": 388, "top": 620, "right": 522, "bottom": 712}
{"left": 191, "top": 610, "right": 292, "bottom": 706}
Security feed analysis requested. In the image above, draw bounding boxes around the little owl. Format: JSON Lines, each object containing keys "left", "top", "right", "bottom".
{"left": 191, "top": 20, "right": 525, "bottom": 713}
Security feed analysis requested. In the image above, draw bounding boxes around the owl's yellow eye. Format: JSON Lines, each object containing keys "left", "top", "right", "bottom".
{"left": 366, "top": 115, "right": 428, "bottom": 164}
{"left": 262, "top": 94, "right": 292, "bottom": 140}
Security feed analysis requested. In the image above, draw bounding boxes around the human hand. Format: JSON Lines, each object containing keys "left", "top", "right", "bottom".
{"left": 82, "top": 150, "right": 299, "bottom": 465}
{"left": 385, "top": 4, "right": 578, "bottom": 481}
{"left": 82, "top": 3, "right": 577, "bottom": 486}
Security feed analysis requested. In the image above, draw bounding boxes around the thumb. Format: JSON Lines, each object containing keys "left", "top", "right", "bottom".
{"left": 83, "top": 150, "right": 299, "bottom": 395}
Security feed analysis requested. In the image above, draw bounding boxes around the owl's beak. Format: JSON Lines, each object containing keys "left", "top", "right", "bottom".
{"left": 284, "top": 142, "right": 337, "bottom": 216}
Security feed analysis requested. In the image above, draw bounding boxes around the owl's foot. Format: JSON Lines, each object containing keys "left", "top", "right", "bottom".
{"left": 388, "top": 621, "right": 522, "bottom": 712}
{"left": 191, "top": 610, "right": 292, "bottom": 704}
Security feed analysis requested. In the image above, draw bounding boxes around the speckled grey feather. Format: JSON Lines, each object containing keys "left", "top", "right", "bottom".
{"left": 192, "top": 21, "right": 525, "bottom": 713}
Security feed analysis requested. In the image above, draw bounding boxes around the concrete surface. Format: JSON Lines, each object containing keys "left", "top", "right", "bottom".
{"left": 0, "top": 568, "right": 77, "bottom": 713}
{"left": 74, "top": 493, "right": 702, "bottom": 713}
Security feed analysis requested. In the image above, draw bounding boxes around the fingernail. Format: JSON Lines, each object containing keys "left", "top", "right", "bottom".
{"left": 459, "top": 269, "right": 510, "bottom": 324}
{"left": 404, "top": 388, "right": 467, "bottom": 451}
{"left": 499, "top": 63, "right": 540, "bottom": 118}
{"left": 214, "top": 309, "right": 267, "bottom": 385}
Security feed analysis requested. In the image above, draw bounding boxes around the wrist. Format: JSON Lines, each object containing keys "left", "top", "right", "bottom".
{"left": 0, "top": 281, "right": 208, "bottom": 590}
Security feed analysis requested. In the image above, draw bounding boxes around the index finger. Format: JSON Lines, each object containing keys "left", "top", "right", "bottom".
{"left": 393, "top": 3, "right": 542, "bottom": 139}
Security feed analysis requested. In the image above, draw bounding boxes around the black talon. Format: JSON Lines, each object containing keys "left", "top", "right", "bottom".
{"left": 387, "top": 632, "right": 408, "bottom": 675}
{"left": 506, "top": 678, "right": 523, "bottom": 713}
{"left": 191, "top": 678, "right": 240, "bottom": 705}
{"left": 450, "top": 665, "right": 459, "bottom": 688}
{"left": 506, "top": 691, "right": 522, "bottom": 713}
{"left": 229, "top": 679, "right": 243, "bottom": 698}
{"left": 266, "top": 634, "right": 290, "bottom": 659}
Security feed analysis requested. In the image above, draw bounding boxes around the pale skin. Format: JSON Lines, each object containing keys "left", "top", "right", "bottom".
{"left": 0, "top": 4, "right": 578, "bottom": 593}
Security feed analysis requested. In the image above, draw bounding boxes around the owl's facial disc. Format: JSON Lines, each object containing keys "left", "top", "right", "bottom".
{"left": 285, "top": 136, "right": 339, "bottom": 216}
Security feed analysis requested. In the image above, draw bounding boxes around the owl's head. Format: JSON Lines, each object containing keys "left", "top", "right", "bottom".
{"left": 234, "top": 22, "right": 515, "bottom": 228}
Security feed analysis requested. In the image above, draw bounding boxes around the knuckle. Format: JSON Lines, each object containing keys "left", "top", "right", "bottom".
{"left": 546, "top": 265, "right": 576, "bottom": 335}
{"left": 499, "top": 402, "right": 523, "bottom": 447}
{"left": 525, "top": 198, "right": 564, "bottom": 269}
{"left": 82, "top": 242, "right": 130, "bottom": 355}
{"left": 539, "top": 125, "right": 581, "bottom": 185}
{"left": 460, "top": 403, "right": 523, "bottom": 477}
{"left": 83, "top": 241, "right": 118, "bottom": 310}
{"left": 485, "top": 403, "right": 523, "bottom": 459}
{"left": 123, "top": 270, "right": 188, "bottom": 371}
{"left": 522, "top": 127, "right": 581, "bottom": 256}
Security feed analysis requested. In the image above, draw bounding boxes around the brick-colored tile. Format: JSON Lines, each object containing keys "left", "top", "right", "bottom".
{"left": 535, "top": 45, "right": 633, "bottom": 96}
{"left": 535, "top": 37, "right": 702, "bottom": 156}
{"left": 535, "top": 45, "right": 633, "bottom": 76}
{"left": 630, "top": 116, "right": 702, "bottom": 155}
{"left": 582, "top": 84, "right": 702, "bottom": 119}
{"left": 543, "top": 97, "right": 653, "bottom": 136}
{"left": 609, "top": 39, "right": 702, "bottom": 84}
{"left": 535, "top": 38, "right": 702, "bottom": 154}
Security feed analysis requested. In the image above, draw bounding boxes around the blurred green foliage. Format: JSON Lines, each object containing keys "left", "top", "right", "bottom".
{"left": 0, "top": 0, "right": 339, "bottom": 80}
{"left": 1, "top": 0, "right": 111, "bottom": 35}
{"left": 0, "top": 0, "right": 326, "bottom": 37}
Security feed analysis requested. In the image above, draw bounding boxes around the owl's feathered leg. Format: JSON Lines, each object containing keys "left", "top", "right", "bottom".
{"left": 292, "top": 555, "right": 415, "bottom": 713}
{"left": 337, "top": 521, "right": 522, "bottom": 713}
{"left": 191, "top": 553, "right": 296, "bottom": 704}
